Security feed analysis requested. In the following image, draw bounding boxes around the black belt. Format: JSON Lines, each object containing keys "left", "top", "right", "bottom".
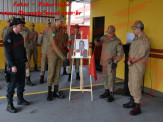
{"left": 14, "top": 59, "right": 25, "bottom": 64}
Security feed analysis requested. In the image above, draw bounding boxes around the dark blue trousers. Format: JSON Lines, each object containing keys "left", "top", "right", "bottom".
{"left": 6, "top": 62, "right": 25, "bottom": 101}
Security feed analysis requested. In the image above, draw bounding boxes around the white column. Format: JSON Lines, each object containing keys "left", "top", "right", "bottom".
{"left": 67, "top": 1, "right": 72, "bottom": 37}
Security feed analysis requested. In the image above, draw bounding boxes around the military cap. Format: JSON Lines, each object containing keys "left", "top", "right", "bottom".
{"left": 55, "top": 13, "right": 66, "bottom": 22}
{"left": 45, "top": 19, "right": 51, "bottom": 24}
{"left": 10, "top": 18, "right": 25, "bottom": 27}
{"left": 10, "top": 16, "right": 16, "bottom": 21}
{"left": 106, "top": 25, "right": 115, "bottom": 34}
{"left": 30, "top": 23, "right": 35, "bottom": 26}
{"left": 20, "top": 16, "right": 25, "bottom": 21}
{"left": 130, "top": 20, "right": 144, "bottom": 30}
{"left": 7, "top": 19, "right": 11, "bottom": 22}
{"left": 74, "top": 24, "right": 79, "bottom": 29}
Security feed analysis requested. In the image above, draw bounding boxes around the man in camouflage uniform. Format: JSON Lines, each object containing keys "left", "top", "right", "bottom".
{"left": 2, "top": 18, "right": 11, "bottom": 71}
{"left": 95, "top": 25, "right": 124, "bottom": 102}
{"left": 62, "top": 26, "right": 69, "bottom": 75}
{"left": 2, "top": 16, "right": 16, "bottom": 40}
{"left": 46, "top": 14, "right": 70, "bottom": 101}
{"left": 38, "top": 19, "right": 52, "bottom": 84}
{"left": 30, "top": 23, "right": 38, "bottom": 71}
{"left": 67, "top": 24, "right": 81, "bottom": 81}
{"left": 123, "top": 21, "right": 150, "bottom": 115}
{"left": 2, "top": 19, "right": 11, "bottom": 40}
{"left": 19, "top": 16, "right": 34, "bottom": 86}
{"left": 2, "top": 16, "right": 16, "bottom": 77}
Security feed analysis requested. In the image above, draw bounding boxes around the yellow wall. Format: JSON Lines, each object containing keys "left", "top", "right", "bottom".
{"left": 90, "top": 0, "right": 163, "bottom": 92}
{"left": 0, "top": 2, "right": 67, "bottom": 69}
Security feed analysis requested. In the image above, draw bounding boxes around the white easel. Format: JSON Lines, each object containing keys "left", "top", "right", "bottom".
{"left": 69, "top": 32, "right": 93, "bottom": 101}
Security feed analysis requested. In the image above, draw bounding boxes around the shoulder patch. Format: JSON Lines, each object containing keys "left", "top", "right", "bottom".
{"left": 7, "top": 39, "right": 12, "bottom": 43}
{"left": 142, "top": 38, "right": 148, "bottom": 44}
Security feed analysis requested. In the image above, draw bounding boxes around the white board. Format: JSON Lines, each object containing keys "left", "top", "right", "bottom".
{"left": 127, "top": 32, "right": 135, "bottom": 44}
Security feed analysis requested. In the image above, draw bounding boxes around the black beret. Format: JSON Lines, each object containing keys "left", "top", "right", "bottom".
{"left": 10, "top": 18, "right": 25, "bottom": 27}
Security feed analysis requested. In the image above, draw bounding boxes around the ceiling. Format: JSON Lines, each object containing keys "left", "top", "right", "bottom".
{"left": 67, "top": 0, "right": 99, "bottom": 3}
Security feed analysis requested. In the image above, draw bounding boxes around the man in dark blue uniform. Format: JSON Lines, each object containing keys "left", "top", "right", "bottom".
{"left": 4, "top": 18, "right": 30, "bottom": 113}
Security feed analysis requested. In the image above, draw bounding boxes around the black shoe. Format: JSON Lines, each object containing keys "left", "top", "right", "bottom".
{"left": 53, "top": 91, "right": 65, "bottom": 99}
{"left": 34, "top": 65, "right": 39, "bottom": 71}
{"left": 26, "top": 76, "right": 34, "bottom": 86}
{"left": 47, "top": 86, "right": 53, "bottom": 101}
{"left": 107, "top": 93, "right": 114, "bottom": 102}
{"left": 130, "top": 103, "right": 142, "bottom": 115}
{"left": 53, "top": 85, "right": 65, "bottom": 99}
{"left": 17, "top": 96, "right": 30, "bottom": 105}
{"left": 76, "top": 73, "right": 80, "bottom": 80}
{"left": 99, "top": 89, "right": 110, "bottom": 98}
{"left": 40, "top": 75, "right": 44, "bottom": 84}
{"left": 123, "top": 96, "right": 135, "bottom": 108}
{"left": 68, "top": 73, "right": 71, "bottom": 82}
{"left": 63, "top": 68, "right": 68, "bottom": 75}
{"left": 63, "top": 71, "right": 68, "bottom": 75}
{"left": 6, "top": 101, "right": 17, "bottom": 113}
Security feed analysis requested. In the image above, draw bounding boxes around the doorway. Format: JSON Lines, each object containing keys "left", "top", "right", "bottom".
{"left": 92, "top": 16, "right": 105, "bottom": 71}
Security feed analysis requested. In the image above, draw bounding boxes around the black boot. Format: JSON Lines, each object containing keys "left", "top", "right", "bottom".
{"left": 17, "top": 95, "right": 30, "bottom": 105}
{"left": 107, "top": 92, "right": 114, "bottom": 102}
{"left": 53, "top": 85, "right": 65, "bottom": 99}
{"left": 123, "top": 96, "right": 135, "bottom": 108}
{"left": 99, "top": 89, "right": 110, "bottom": 98}
{"left": 63, "top": 67, "right": 68, "bottom": 75}
{"left": 26, "top": 76, "right": 34, "bottom": 86}
{"left": 130, "top": 103, "right": 142, "bottom": 115}
{"left": 76, "top": 73, "right": 80, "bottom": 80}
{"left": 40, "top": 75, "right": 44, "bottom": 84}
{"left": 6, "top": 101, "right": 17, "bottom": 113}
{"left": 34, "top": 65, "right": 39, "bottom": 71}
{"left": 47, "top": 86, "right": 53, "bottom": 101}
{"left": 68, "top": 73, "right": 71, "bottom": 82}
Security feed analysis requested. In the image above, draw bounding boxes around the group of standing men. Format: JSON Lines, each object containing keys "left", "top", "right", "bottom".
{"left": 2, "top": 14, "right": 150, "bottom": 116}
{"left": 2, "top": 16, "right": 39, "bottom": 87}
{"left": 95, "top": 20, "right": 150, "bottom": 116}
{"left": 2, "top": 14, "right": 82, "bottom": 113}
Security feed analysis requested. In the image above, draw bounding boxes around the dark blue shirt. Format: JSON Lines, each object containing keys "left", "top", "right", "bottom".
{"left": 4, "top": 30, "right": 28, "bottom": 67}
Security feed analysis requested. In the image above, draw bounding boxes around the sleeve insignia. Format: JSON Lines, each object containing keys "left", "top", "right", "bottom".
{"left": 52, "top": 33, "right": 55, "bottom": 37}
{"left": 142, "top": 38, "right": 148, "bottom": 44}
{"left": 7, "top": 39, "right": 11, "bottom": 43}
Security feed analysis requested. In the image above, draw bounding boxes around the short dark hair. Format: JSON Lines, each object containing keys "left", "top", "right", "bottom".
{"left": 79, "top": 40, "right": 84, "bottom": 45}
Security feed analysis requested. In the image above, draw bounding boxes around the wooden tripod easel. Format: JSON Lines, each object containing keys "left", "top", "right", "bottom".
{"left": 69, "top": 33, "right": 93, "bottom": 101}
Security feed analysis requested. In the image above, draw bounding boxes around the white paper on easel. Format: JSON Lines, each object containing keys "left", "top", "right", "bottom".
{"left": 75, "top": 39, "right": 89, "bottom": 58}
{"left": 127, "top": 32, "right": 135, "bottom": 44}
{"left": 75, "top": 52, "right": 81, "bottom": 58}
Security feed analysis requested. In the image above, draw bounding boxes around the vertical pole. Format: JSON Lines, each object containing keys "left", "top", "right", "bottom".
{"left": 69, "top": 34, "right": 76, "bottom": 101}
{"left": 67, "top": 1, "right": 72, "bottom": 37}
{"left": 80, "top": 31, "right": 83, "bottom": 90}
